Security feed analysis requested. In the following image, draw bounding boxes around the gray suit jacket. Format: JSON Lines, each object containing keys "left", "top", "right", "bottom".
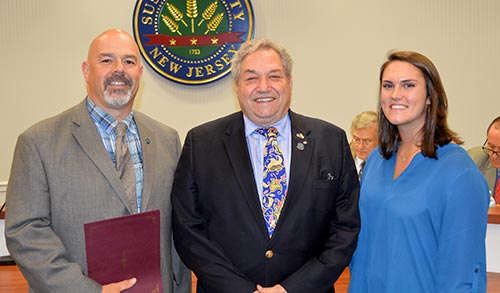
{"left": 468, "top": 146, "right": 496, "bottom": 192}
{"left": 5, "top": 99, "right": 191, "bottom": 293}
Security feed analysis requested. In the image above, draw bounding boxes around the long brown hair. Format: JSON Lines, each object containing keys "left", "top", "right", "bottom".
{"left": 378, "top": 51, "right": 462, "bottom": 160}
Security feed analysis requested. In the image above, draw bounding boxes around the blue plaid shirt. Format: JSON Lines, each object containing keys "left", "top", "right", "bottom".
{"left": 86, "top": 97, "right": 144, "bottom": 212}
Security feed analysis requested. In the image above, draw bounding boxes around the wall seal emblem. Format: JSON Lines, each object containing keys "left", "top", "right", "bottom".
{"left": 133, "top": 0, "right": 254, "bottom": 85}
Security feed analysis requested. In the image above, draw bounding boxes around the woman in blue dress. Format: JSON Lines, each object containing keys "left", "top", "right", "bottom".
{"left": 349, "top": 51, "right": 489, "bottom": 293}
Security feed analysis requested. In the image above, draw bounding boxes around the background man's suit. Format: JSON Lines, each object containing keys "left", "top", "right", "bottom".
{"left": 468, "top": 146, "right": 496, "bottom": 192}
{"left": 5, "top": 100, "right": 190, "bottom": 293}
{"left": 172, "top": 111, "right": 360, "bottom": 293}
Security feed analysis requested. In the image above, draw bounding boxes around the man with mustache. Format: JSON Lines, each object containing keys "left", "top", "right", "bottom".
{"left": 5, "top": 29, "right": 191, "bottom": 293}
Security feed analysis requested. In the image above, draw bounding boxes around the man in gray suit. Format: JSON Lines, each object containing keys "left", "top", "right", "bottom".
{"left": 5, "top": 29, "right": 191, "bottom": 293}
{"left": 468, "top": 116, "right": 500, "bottom": 203}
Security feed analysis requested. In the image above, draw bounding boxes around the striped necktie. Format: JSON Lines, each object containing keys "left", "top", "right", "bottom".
{"left": 358, "top": 160, "right": 366, "bottom": 181}
{"left": 494, "top": 171, "right": 500, "bottom": 204}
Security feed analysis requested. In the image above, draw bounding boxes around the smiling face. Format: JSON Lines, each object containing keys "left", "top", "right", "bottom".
{"left": 235, "top": 48, "right": 293, "bottom": 127}
{"left": 82, "top": 29, "right": 143, "bottom": 120}
{"left": 380, "top": 60, "right": 430, "bottom": 134}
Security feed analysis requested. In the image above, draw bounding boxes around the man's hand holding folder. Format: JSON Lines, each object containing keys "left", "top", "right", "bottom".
{"left": 84, "top": 210, "right": 163, "bottom": 293}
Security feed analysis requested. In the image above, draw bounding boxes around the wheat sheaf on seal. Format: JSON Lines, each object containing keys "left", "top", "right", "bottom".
{"left": 133, "top": 0, "right": 254, "bottom": 85}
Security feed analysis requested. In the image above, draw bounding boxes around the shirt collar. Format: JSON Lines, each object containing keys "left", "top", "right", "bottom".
{"left": 86, "top": 97, "right": 136, "bottom": 134}
{"left": 243, "top": 113, "right": 290, "bottom": 138}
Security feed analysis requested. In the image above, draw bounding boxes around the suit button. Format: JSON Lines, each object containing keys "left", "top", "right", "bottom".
{"left": 265, "top": 250, "right": 274, "bottom": 259}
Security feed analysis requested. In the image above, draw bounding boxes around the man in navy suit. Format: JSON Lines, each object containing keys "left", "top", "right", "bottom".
{"left": 172, "top": 38, "right": 360, "bottom": 293}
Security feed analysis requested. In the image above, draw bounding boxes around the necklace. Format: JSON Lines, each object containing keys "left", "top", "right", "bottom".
{"left": 397, "top": 147, "right": 420, "bottom": 162}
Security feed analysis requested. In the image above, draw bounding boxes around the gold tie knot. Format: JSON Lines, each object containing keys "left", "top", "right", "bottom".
{"left": 115, "top": 122, "right": 128, "bottom": 137}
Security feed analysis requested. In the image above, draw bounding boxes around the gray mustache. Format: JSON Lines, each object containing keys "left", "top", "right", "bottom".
{"left": 104, "top": 74, "right": 133, "bottom": 87}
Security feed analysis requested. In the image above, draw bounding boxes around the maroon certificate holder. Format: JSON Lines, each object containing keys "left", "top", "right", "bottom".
{"left": 84, "top": 210, "right": 163, "bottom": 293}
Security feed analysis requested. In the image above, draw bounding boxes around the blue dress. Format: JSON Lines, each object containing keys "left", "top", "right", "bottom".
{"left": 349, "top": 144, "right": 489, "bottom": 293}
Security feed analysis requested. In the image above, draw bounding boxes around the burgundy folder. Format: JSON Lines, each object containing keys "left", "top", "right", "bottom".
{"left": 84, "top": 210, "right": 163, "bottom": 292}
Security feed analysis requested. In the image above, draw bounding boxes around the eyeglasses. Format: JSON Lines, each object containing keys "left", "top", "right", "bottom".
{"left": 352, "top": 137, "right": 375, "bottom": 146}
{"left": 482, "top": 139, "right": 500, "bottom": 157}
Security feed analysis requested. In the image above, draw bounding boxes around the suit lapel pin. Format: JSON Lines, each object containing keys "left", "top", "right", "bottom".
{"left": 296, "top": 133, "right": 307, "bottom": 151}
{"left": 145, "top": 137, "right": 151, "bottom": 144}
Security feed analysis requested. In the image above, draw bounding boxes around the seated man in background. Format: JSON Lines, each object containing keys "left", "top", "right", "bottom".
{"left": 350, "top": 111, "right": 378, "bottom": 180}
{"left": 468, "top": 115, "right": 500, "bottom": 204}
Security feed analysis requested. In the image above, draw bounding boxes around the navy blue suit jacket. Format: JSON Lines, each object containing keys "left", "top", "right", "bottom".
{"left": 172, "top": 111, "right": 360, "bottom": 293}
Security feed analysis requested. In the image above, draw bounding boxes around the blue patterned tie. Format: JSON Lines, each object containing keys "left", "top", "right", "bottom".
{"left": 256, "top": 127, "right": 287, "bottom": 237}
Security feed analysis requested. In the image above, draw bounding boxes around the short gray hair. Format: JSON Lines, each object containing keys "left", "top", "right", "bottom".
{"left": 231, "top": 38, "right": 293, "bottom": 85}
{"left": 351, "top": 111, "right": 378, "bottom": 132}
{"left": 487, "top": 116, "right": 500, "bottom": 133}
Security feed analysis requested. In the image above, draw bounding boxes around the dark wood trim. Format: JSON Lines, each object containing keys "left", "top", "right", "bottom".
{"left": 489, "top": 205, "right": 500, "bottom": 224}
{"left": 2, "top": 264, "right": 500, "bottom": 292}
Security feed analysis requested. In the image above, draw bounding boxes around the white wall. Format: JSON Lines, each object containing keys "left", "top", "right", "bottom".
{"left": 0, "top": 182, "right": 5, "bottom": 256}
{"left": 1, "top": 0, "right": 499, "bottom": 182}
{"left": 486, "top": 224, "right": 500, "bottom": 273}
{"left": 0, "top": 182, "right": 5, "bottom": 211}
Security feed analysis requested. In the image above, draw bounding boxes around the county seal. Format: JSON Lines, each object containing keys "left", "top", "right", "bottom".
{"left": 133, "top": 0, "right": 255, "bottom": 85}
